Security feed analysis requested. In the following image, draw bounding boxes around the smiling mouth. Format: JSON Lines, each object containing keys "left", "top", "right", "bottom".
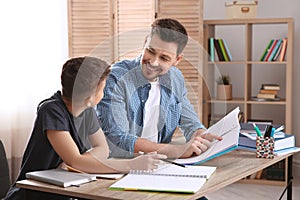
{"left": 144, "top": 63, "right": 158, "bottom": 72}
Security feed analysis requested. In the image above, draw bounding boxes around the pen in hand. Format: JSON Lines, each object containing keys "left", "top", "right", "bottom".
{"left": 160, "top": 159, "right": 186, "bottom": 168}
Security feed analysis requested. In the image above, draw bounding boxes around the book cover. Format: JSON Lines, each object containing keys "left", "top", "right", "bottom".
{"left": 260, "top": 39, "right": 274, "bottom": 61}
{"left": 238, "top": 132, "right": 295, "bottom": 151}
{"left": 26, "top": 169, "right": 97, "bottom": 187}
{"left": 109, "top": 165, "right": 216, "bottom": 194}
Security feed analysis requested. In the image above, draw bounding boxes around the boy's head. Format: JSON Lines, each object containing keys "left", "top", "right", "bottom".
{"left": 61, "top": 56, "right": 111, "bottom": 104}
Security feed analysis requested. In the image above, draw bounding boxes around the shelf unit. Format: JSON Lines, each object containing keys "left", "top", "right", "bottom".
{"left": 202, "top": 18, "right": 294, "bottom": 185}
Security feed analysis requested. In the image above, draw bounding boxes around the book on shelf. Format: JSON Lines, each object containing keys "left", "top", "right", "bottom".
{"left": 261, "top": 83, "right": 280, "bottom": 90}
{"left": 218, "top": 39, "right": 229, "bottom": 61}
{"left": 267, "top": 39, "right": 282, "bottom": 61}
{"left": 272, "top": 41, "right": 283, "bottom": 61}
{"left": 253, "top": 83, "right": 280, "bottom": 101}
{"left": 279, "top": 38, "right": 288, "bottom": 61}
{"left": 175, "top": 107, "right": 240, "bottom": 165}
{"left": 256, "top": 93, "right": 277, "bottom": 99}
{"left": 25, "top": 169, "right": 97, "bottom": 187}
{"left": 109, "top": 164, "right": 216, "bottom": 194}
{"left": 209, "top": 37, "right": 215, "bottom": 61}
{"left": 259, "top": 89, "right": 278, "bottom": 95}
{"left": 264, "top": 39, "right": 278, "bottom": 61}
{"left": 222, "top": 39, "right": 233, "bottom": 61}
{"left": 214, "top": 38, "right": 225, "bottom": 61}
{"left": 208, "top": 38, "right": 232, "bottom": 62}
{"left": 260, "top": 39, "right": 274, "bottom": 61}
{"left": 260, "top": 38, "right": 288, "bottom": 62}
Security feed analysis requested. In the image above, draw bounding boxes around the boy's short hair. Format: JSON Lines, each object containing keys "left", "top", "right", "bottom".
{"left": 61, "top": 56, "right": 110, "bottom": 102}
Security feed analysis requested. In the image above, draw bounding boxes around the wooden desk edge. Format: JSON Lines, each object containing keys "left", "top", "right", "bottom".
{"left": 16, "top": 150, "right": 298, "bottom": 200}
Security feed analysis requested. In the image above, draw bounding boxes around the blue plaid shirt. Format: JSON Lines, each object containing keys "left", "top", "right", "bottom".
{"left": 96, "top": 56, "right": 205, "bottom": 158}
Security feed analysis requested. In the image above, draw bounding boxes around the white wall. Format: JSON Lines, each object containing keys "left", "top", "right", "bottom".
{"left": 0, "top": 0, "right": 68, "bottom": 180}
{"left": 204, "top": 0, "right": 300, "bottom": 175}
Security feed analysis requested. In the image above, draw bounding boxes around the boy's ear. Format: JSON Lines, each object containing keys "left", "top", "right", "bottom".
{"left": 84, "top": 96, "right": 93, "bottom": 107}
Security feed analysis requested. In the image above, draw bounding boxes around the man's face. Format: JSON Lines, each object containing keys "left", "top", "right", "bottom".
{"left": 141, "top": 34, "right": 183, "bottom": 82}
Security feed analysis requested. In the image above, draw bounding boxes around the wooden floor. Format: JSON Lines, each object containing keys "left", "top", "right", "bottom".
{"left": 206, "top": 176, "right": 300, "bottom": 200}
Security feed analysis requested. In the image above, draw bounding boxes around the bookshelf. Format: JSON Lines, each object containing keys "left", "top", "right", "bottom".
{"left": 202, "top": 18, "right": 294, "bottom": 185}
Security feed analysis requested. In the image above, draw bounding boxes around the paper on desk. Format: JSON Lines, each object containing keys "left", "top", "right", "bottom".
{"left": 175, "top": 107, "right": 241, "bottom": 165}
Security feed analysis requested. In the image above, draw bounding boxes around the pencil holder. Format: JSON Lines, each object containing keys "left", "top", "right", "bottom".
{"left": 256, "top": 136, "right": 274, "bottom": 159}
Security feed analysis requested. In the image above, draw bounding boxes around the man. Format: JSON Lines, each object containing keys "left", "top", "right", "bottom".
{"left": 97, "top": 18, "right": 221, "bottom": 158}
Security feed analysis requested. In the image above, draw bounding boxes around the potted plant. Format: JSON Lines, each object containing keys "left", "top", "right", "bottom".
{"left": 216, "top": 75, "right": 232, "bottom": 100}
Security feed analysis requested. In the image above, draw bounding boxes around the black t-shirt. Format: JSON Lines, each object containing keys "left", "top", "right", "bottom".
{"left": 5, "top": 91, "right": 100, "bottom": 200}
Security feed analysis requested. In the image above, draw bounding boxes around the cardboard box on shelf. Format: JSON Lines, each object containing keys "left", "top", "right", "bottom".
{"left": 225, "top": 1, "right": 258, "bottom": 19}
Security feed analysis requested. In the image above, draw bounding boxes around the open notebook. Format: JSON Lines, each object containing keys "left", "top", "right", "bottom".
{"left": 109, "top": 164, "right": 216, "bottom": 194}
{"left": 175, "top": 107, "right": 241, "bottom": 165}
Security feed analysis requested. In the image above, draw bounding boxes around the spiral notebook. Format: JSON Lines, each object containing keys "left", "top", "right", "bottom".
{"left": 109, "top": 164, "right": 216, "bottom": 194}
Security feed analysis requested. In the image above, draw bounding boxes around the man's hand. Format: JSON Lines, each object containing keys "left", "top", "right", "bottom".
{"left": 180, "top": 129, "right": 223, "bottom": 158}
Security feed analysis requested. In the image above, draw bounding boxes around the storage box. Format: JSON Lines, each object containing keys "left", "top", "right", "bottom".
{"left": 225, "top": 1, "right": 258, "bottom": 19}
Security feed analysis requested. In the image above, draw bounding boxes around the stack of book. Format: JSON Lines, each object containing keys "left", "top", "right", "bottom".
{"left": 255, "top": 84, "right": 280, "bottom": 100}
{"left": 208, "top": 37, "right": 232, "bottom": 62}
{"left": 260, "top": 38, "right": 288, "bottom": 62}
{"left": 238, "top": 123, "right": 295, "bottom": 153}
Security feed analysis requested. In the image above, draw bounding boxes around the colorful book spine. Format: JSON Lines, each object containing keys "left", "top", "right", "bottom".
{"left": 260, "top": 39, "right": 274, "bottom": 61}
{"left": 214, "top": 39, "right": 225, "bottom": 61}
{"left": 222, "top": 39, "right": 232, "bottom": 61}
{"left": 209, "top": 37, "right": 215, "bottom": 61}
{"left": 218, "top": 39, "right": 229, "bottom": 61}
{"left": 267, "top": 39, "right": 282, "bottom": 61}
{"left": 278, "top": 38, "right": 288, "bottom": 61}
{"left": 264, "top": 39, "right": 278, "bottom": 61}
{"left": 272, "top": 42, "right": 283, "bottom": 61}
